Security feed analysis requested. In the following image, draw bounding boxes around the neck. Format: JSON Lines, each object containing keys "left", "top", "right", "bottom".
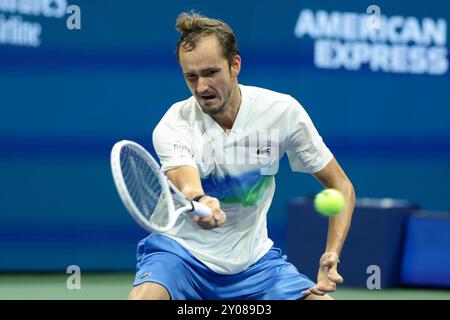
{"left": 211, "top": 83, "right": 241, "bottom": 131}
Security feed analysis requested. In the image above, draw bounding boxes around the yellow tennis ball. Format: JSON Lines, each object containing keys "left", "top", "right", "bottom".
{"left": 314, "top": 188, "right": 345, "bottom": 216}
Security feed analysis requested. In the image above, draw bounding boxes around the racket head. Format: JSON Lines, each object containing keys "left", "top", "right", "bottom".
{"left": 111, "top": 140, "right": 180, "bottom": 233}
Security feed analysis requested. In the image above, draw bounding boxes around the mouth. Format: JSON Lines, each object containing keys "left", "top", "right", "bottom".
{"left": 199, "top": 94, "right": 217, "bottom": 102}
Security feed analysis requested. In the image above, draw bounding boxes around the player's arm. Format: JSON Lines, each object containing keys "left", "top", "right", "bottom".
{"left": 302, "top": 157, "right": 355, "bottom": 296}
{"left": 313, "top": 157, "right": 355, "bottom": 256}
{"left": 166, "top": 165, "right": 226, "bottom": 229}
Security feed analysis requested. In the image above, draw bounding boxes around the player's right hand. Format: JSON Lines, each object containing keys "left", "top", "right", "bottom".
{"left": 192, "top": 196, "right": 226, "bottom": 229}
{"left": 301, "top": 252, "right": 343, "bottom": 297}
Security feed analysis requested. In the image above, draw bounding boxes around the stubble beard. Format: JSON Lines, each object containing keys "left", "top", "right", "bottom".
{"left": 199, "top": 83, "right": 233, "bottom": 116}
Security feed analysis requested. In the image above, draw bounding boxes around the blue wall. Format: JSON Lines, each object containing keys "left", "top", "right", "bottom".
{"left": 0, "top": 0, "right": 449, "bottom": 271}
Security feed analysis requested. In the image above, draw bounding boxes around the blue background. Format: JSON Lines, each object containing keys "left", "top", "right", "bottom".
{"left": 0, "top": 0, "right": 449, "bottom": 271}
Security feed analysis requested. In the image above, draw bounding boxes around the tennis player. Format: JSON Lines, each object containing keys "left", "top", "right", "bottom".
{"left": 128, "top": 12, "right": 355, "bottom": 300}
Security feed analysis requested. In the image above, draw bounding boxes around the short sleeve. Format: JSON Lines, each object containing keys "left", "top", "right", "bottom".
{"left": 286, "top": 100, "right": 333, "bottom": 173}
{"left": 152, "top": 119, "right": 198, "bottom": 172}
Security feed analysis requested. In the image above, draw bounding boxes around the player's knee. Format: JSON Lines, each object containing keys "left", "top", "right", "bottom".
{"left": 128, "top": 282, "right": 170, "bottom": 300}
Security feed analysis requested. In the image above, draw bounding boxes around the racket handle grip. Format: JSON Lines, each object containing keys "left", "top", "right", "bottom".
{"left": 191, "top": 201, "right": 212, "bottom": 217}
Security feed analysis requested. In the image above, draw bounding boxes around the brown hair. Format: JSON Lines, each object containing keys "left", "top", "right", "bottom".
{"left": 175, "top": 12, "right": 239, "bottom": 68}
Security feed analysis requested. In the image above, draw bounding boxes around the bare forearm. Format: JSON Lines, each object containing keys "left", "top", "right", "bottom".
{"left": 309, "top": 158, "right": 354, "bottom": 293}
{"left": 166, "top": 165, "right": 226, "bottom": 229}
{"left": 166, "top": 166, "right": 205, "bottom": 200}
{"left": 325, "top": 181, "right": 355, "bottom": 256}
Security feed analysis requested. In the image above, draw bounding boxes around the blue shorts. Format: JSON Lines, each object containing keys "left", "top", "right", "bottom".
{"left": 132, "top": 234, "right": 315, "bottom": 300}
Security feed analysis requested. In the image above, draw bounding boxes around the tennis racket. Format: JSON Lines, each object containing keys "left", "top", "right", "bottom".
{"left": 110, "top": 140, "right": 211, "bottom": 233}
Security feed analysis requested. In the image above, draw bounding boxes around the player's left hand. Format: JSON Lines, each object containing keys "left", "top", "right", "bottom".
{"left": 301, "top": 252, "right": 344, "bottom": 296}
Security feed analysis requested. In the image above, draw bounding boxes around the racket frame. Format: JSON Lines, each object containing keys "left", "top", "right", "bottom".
{"left": 111, "top": 140, "right": 209, "bottom": 233}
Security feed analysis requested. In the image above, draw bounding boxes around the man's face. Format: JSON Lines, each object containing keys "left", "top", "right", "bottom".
{"left": 179, "top": 35, "right": 240, "bottom": 115}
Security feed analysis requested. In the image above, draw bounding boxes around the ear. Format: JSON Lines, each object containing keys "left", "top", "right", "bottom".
{"left": 230, "top": 55, "right": 241, "bottom": 78}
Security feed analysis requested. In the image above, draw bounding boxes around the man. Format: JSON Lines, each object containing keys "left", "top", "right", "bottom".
{"left": 128, "top": 12, "right": 355, "bottom": 300}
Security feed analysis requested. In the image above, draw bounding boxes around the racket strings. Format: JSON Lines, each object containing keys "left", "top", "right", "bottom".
{"left": 121, "top": 147, "right": 170, "bottom": 228}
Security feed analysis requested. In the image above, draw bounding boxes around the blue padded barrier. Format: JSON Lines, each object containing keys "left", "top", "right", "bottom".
{"left": 287, "top": 197, "right": 417, "bottom": 288}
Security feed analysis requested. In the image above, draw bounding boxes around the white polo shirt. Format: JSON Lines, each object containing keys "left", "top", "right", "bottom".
{"left": 152, "top": 84, "right": 333, "bottom": 274}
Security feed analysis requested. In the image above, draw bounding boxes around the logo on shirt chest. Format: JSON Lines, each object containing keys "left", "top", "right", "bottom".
{"left": 256, "top": 146, "right": 271, "bottom": 155}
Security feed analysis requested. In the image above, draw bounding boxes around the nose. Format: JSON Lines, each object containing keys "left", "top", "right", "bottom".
{"left": 196, "top": 76, "right": 209, "bottom": 94}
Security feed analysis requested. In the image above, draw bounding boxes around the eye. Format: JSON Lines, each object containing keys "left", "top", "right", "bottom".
{"left": 205, "top": 69, "right": 217, "bottom": 77}
{"left": 186, "top": 74, "right": 198, "bottom": 81}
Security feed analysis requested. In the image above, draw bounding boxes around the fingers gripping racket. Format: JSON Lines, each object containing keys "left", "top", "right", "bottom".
{"left": 111, "top": 140, "right": 211, "bottom": 233}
